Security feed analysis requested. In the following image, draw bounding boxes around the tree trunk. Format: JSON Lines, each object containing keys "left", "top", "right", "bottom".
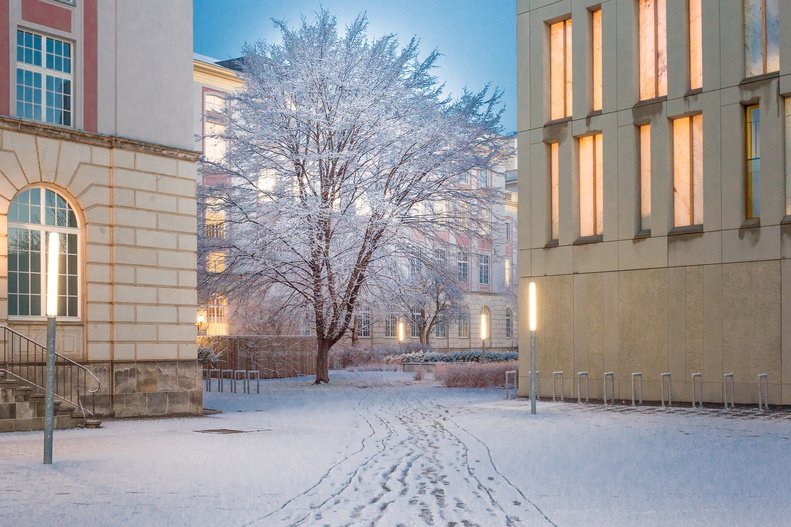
{"left": 314, "top": 338, "right": 331, "bottom": 384}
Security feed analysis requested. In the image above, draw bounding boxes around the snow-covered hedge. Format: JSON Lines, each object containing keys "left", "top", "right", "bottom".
{"left": 384, "top": 350, "right": 518, "bottom": 364}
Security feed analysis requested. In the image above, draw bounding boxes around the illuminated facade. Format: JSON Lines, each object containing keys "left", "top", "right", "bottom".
{"left": 518, "top": 0, "right": 791, "bottom": 404}
{"left": 0, "top": 0, "right": 200, "bottom": 419}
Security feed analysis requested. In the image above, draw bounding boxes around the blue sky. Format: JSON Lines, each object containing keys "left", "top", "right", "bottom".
{"left": 193, "top": 0, "right": 516, "bottom": 133}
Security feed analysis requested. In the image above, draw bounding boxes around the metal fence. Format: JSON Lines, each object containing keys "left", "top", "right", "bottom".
{"left": 197, "top": 335, "right": 316, "bottom": 379}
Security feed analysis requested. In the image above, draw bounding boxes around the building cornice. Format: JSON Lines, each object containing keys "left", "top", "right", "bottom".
{"left": 0, "top": 115, "right": 202, "bottom": 162}
{"left": 193, "top": 60, "right": 244, "bottom": 87}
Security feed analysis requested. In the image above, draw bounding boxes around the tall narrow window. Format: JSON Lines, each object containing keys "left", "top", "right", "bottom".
{"left": 16, "top": 30, "right": 73, "bottom": 126}
{"left": 579, "top": 134, "right": 604, "bottom": 237}
{"left": 744, "top": 0, "right": 780, "bottom": 77}
{"left": 205, "top": 196, "right": 226, "bottom": 239}
{"left": 785, "top": 98, "right": 791, "bottom": 216}
{"left": 206, "top": 294, "right": 228, "bottom": 336}
{"left": 8, "top": 188, "right": 79, "bottom": 318}
{"left": 206, "top": 251, "right": 226, "bottom": 273}
{"left": 410, "top": 306, "right": 422, "bottom": 338}
{"left": 479, "top": 169, "right": 489, "bottom": 188}
{"left": 689, "top": 0, "right": 702, "bottom": 90}
{"left": 479, "top": 254, "right": 490, "bottom": 285}
{"left": 457, "top": 309, "right": 470, "bottom": 338}
{"left": 745, "top": 105, "right": 761, "bottom": 219}
{"left": 355, "top": 307, "right": 371, "bottom": 337}
{"left": 639, "top": 125, "right": 652, "bottom": 232}
{"left": 457, "top": 251, "right": 468, "bottom": 282}
{"left": 434, "top": 320, "right": 447, "bottom": 338}
{"left": 505, "top": 222, "right": 512, "bottom": 242}
{"left": 505, "top": 308, "right": 513, "bottom": 338}
{"left": 591, "top": 8, "right": 602, "bottom": 111}
{"left": 384, "top": 313, "right": 398, "bottom": 338}
{"left": 638, "top": 0, "right": 667, "bottom": 100}
{"left": 549, "top": 143, "right": 560, "bottom": 240}
{"left": 549, "top": 18, "right": 573, "bottom": 120}
{"left": 673, "top": 115, "right": 704, "bottom": 227}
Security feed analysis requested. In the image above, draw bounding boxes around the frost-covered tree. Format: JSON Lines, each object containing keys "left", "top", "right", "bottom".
{"left": 209, "top": 11, "right": 507, "bottom": 383}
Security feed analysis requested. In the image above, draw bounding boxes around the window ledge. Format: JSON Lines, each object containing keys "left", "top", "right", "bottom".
{"left": 544, "top": 116, "right": 572, "bottom": 127}
{"left": 740, "top": 218, "right": 761, "bottom": 229}
{"left": 586, "top": 110, "right": 602, "bottom": 118}
{"left": 544, "top": 239, "right": 559, "bottom": 248}
{"left": 685, "top": 88, "right": 703, "bottom": 97}
{"left": 740, "top": 71, "right": 780, "bottom": 86}
{"left": 668, "top": 224, "right": 703, "bottom": 236}
{"left": 781, "top": 215, "right": 791, "bottom": 225}
{"left": 573, "top": 234, "right": 603, "bottom": 245}
{"left": 633, "top": 96, "right": 667, "bottom": 109}
{"left": 634, "top": 229, "right": 651, "bottom": 240}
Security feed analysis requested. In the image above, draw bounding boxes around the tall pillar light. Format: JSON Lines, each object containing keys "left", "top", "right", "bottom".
{"left": 529, "top": 282, "right": 538, "bottom": 415}
{"left": 44, "top": 232, "right": 60, "bottom": 464}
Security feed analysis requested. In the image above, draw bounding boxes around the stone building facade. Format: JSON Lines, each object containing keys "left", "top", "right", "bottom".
{"left": 518, "top": 0, "right": 791, "bottom": 404}
{"left": 1, "top": 0, "right": 200, "bottom": 417}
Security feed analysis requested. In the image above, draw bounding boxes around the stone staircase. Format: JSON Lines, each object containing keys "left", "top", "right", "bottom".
{"left": 0, "top": 372, "right": 84, "bottom": 432}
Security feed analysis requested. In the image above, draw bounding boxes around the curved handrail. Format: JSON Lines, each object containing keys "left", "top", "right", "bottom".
{"left": 0, "top": 324, "right": 102, "bottom": 419}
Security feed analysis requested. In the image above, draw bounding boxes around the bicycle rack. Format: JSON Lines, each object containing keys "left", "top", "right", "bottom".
{"left": 552, "top": 371, "right": 564, "bottom": 402}
{"left": 576, "top": 371, "right": 589, "bottom": 403}
{"left": 603, "top": 372, "right": 615, "bottom": 405}
{"left": 722, "top": 373, "right": 735, "bottom": 410}
{"left": 247, "top": 370, "right": 260, "bottom": 394}
{"left": 660, "top": 372, "right": 672, "bottom": 407}
{"left": 691, "top": 373, "right": 703, "bottom": 408}
{"left": 631, "top": 372, "right": 643, "bottom": 406}
{"left": 757, "top": 373, "right": 769, "bottom": 411}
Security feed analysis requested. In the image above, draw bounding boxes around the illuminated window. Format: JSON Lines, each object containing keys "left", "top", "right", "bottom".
{"left": 457, "top": 308, "right": 470, "bottom": 338}
{"left": 505, "top": 308, "right": 513, "bottom": 338}
{"left": 384, "top": 313, "right": 398, "bottom": 338}
{"left": 591, "top": 8, "right": 602, "bottom": 111}
{"left": 549, "top": 143, "right": 560, "bottom": 240}
{"left": 504, "top": 258, "right": 512, "bottom": 287}
{"left": 206, "top": 294, "right": 228, "bottom": 336}
{"left": 744, "top": 0, "right": 780, "bottom": 77}
{"left": 579, "top": 134, "right": 603, "bottom": 237}
{"left": 355, "top": 307, "right": 371, "bottom": 337}
{"left": 479, "top": 254, "right": 489, "bottom": 285}
{"left": 673, "top": 115, "right": 703, "bottom": 227}
{"left": 549, "top": 18, "right": 573, "bottom": 120}
{"left": 203, "top": 121, "right": 226, "bottom": 163}
{"left": 785, "top": 98, "right": 791, "bottom": 216}
{"left": 206, "top": 251, "right": 226, "bottom": 273}
{"left": 638, "top": 0, "right": 667, "bottom": 101}
{"left": 256, "top": 169, "right": 277, "bottom": 202}
{"left": 410, "top": 306, "right": 422, "bottom": 338}
{"left": 16, "top": 30, "right": 72, "bottom": 126}
{"left": 689, "top": 0, "right": 702, "bottom": 90}
{"left": 8, "top": 188, "right": 79, "bottom": 318}
{"left": 205, "top": 196, "right": 225, "bottom": 239}
{"left": 639, "top": 125, "right": 652, "bottom": 231}
{"left": 204, "top": 93, "right": 225, "bottom": 114}
{"left": 457, "top": 251, "right": 468, "bottom": 282}
{"left": 745, "top": 105, "right": 761, "bottom": 219}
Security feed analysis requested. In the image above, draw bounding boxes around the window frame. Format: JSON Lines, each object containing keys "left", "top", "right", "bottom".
{"left": 744, "top": 0, "right": 780, "bottom": 78}
{"left": 672, "top": 114, "right": 704, "bottom": 228}
{"left": 745, "top": 104, "right": 761, "bottom": 220}
{"left": 479, "top": 254, "right": 490, "bottom": 285}
{"left": 8, "top": 186, "right": 81, "bottom": 321}
{"left": 548, "top": 17, "right": 573, "bottom": 120}
{"left": 637, "top": 0, "right": 668, "bottom": 101}
{"left": 578, "top": 133, "right": 604, "bottom": 238}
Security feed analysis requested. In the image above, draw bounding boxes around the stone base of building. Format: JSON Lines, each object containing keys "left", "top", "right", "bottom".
{"left": 85, "top": 360, "right": 203, "bottom": 418}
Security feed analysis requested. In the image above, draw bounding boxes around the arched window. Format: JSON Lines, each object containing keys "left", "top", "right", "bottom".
{"left": 505, "top": 308, "right": 513, "bottom": 338}
{"left": 8, "top": 187, "right": 79, "bottom": 318}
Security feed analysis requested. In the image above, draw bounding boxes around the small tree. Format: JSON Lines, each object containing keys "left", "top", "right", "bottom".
{"left": 210, "top": 11, "right": 506, "bottom": 383}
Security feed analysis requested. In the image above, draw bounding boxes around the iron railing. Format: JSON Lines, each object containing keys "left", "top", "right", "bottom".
{"left": 0, "top": 325, "right": 101, "bottom": 420}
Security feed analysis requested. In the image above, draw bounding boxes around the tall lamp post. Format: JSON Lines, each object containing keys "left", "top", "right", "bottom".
{"left": 480, "top": 312, "right": 488, "bottom": 363}
{"left": 398, "top": 319, "right": 405, "bottom": 349}
{"left": 529, "top": 282, "right": 538, "bottom": 415}
{"left": 44, "top": 232, "right": 60, "bottom": 464}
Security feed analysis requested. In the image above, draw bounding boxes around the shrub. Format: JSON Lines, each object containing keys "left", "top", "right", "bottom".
{"left": 435, "top": 361, "right": 518, "bottom": 388}
{"left": 383, "top": 350, "right": 518, "bottom": 364}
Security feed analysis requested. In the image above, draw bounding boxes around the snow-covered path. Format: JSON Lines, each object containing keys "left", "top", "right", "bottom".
{"left": 1, "top": 371, "right": 790, "bottom": 526}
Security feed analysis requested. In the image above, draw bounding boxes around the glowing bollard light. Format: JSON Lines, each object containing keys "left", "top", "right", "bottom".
{"left": 44, "top": 232, "right": 60, "bottom": 464}
{"left": 398, "top": 320, "right": 405, "bottom": 344}
{"left": 529, "top": 282, "right": 538, "bottom": 415}
{"left": 480, "top": 312, "right": 488, "bottom": 363}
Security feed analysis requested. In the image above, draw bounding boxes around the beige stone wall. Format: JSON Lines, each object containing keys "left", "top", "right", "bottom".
{"left": 0, "top": 117, "right": 200, "bottom": 417}
{"left": 517, "top": 1, "right": 791, "bottom": 404}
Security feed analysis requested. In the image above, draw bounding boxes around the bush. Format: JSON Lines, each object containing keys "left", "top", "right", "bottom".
{"left": 329, "top": 344, "right": 402, "bottom": 369}
{"left": 435, "top": 361, "right": 518, "bottom": 388}
{"left": 383, "top": 350, "right": 518, "bottom": 364}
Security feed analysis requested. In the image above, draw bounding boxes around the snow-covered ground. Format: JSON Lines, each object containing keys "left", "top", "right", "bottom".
{"left": 1, "top": 371, "right": 790, "bottom": 526}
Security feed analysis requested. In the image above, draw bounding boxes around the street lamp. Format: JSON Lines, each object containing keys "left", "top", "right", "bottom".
{"left": 529, "top": 281, "right": 538, "bottom": 415}
{"left": 480, "top": 311, "right": 488, "bottom": 363}
{"left": 44, "top": 232, "right": 59, "bottom": 464}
